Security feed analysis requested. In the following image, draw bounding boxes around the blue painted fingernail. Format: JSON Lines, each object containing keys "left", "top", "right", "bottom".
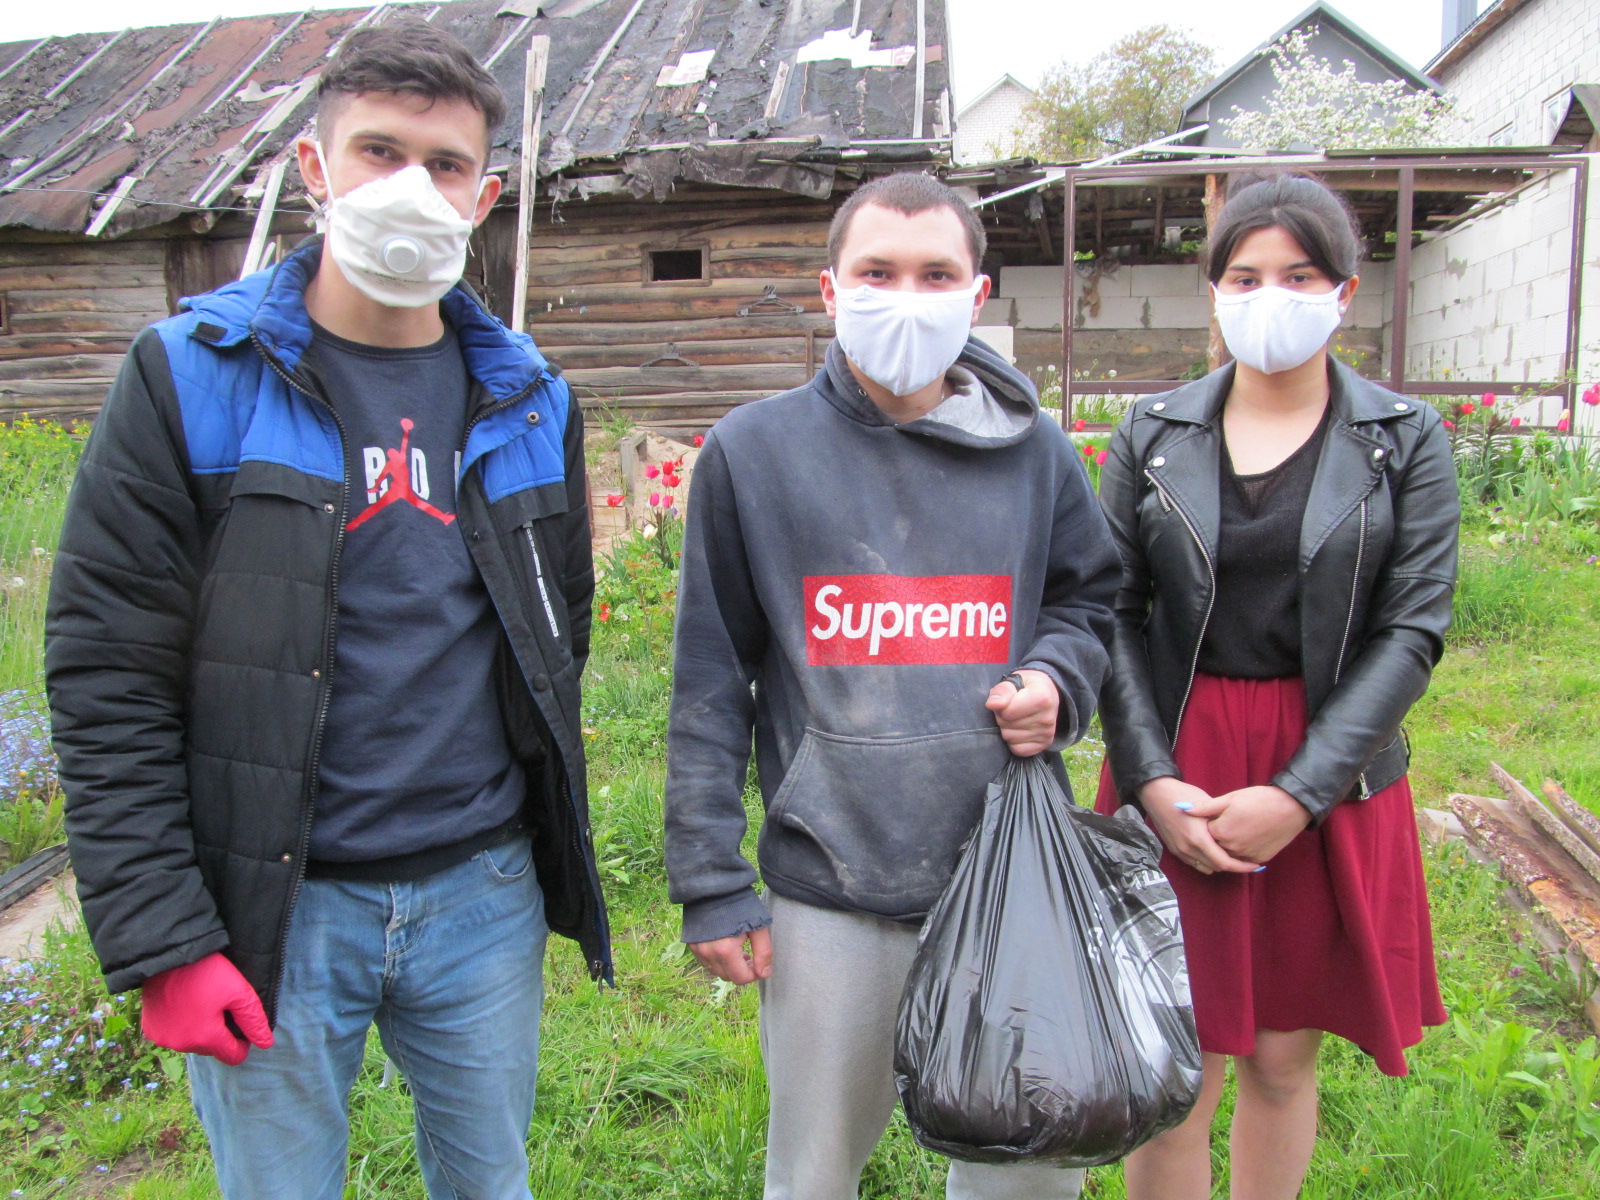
{"left": 1254, "top": 865, "right": 1267, "bottom": 872}
{"left": 1174, "top": 801, "right": 1193, "bottom": 811}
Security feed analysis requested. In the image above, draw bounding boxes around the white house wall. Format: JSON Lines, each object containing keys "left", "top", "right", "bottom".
{"left": 1403, "top": 158, "right": 1598, "bottom": 429}
{"left": 954, "top": 81, "right": 1034, "bottom": 164}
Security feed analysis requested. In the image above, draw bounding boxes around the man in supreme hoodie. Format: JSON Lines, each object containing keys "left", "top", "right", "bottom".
{"left": 664, "top": 173, "right": 1119, "bottom": 1199}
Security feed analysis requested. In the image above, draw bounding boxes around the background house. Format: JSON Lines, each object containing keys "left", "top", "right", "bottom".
{"left": 1408, "top": 0, "right": 1600, "bottom": 429}
{"left": 953, "top": 73, "right": 1036, "bottom": 164}
{"left": 1180, "top": 2, "right": 1440, "bottom": 149}
{"left": 0, "top": 0, "right": 954, "bottom": 433}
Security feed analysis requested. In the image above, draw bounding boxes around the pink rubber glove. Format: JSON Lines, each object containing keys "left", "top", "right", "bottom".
{"left": 140, "top": 952, "right": 274, "bottom": 1066}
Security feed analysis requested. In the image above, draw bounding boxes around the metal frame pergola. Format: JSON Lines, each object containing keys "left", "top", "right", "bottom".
{"left": 1056, "top": 152, "right": 1592, "bottom": 426}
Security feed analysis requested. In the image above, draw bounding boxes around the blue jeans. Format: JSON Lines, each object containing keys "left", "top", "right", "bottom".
{"left": 188, "top": 836, "right": 548, "bottom": 1199}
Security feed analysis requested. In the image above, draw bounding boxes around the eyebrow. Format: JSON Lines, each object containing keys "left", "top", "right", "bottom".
{"left": 858, "top": 254, "right": 962, "bottom": 269}
{"left": 348, "top": 129, "right": 478, "bottom": 167}
{"left": 1227, "top": 260, "right": 1317, "bottom": 272}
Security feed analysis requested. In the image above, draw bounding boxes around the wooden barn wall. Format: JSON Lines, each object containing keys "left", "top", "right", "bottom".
{"left": 520, "top": 188, "right": 838, "bottom": 432}
{"left": 0, "top": 238, "right": 172, "bottom": 424}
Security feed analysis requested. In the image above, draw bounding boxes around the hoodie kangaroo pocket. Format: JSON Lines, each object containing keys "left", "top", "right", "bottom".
{"left": 759, "top": 727, "right": 1011, "bottom": 919}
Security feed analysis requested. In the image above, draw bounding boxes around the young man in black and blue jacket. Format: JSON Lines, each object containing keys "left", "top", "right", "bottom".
{"left": 664, "top": 173, "right": 1120, "bottom": 1199}
{"left": 46, "top": 23, "right": 607, "bottom": 1199}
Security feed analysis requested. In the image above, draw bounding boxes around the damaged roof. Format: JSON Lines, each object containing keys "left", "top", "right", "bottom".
{"left": 0, "top": 0, "right": 951, "bottom": 236}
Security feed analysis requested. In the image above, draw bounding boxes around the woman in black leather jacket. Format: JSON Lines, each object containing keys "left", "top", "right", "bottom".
{"left": 1094, "top": 173, "right": 1459, "bottom": 1200}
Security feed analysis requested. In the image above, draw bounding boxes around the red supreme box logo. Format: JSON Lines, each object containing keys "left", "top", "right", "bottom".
{"left": 804, "top": 574, "right": 1013, "bottom": 666}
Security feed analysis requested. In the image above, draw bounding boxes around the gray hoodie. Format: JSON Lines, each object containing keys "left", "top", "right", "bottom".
{"left": 664, "top": 339, "right": 1120, "bottom": 944}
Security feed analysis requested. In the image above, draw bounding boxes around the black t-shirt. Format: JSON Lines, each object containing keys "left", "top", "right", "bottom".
{"left": 1196, "top": 408, "right": 1330, "bottom": 679}
{"left": 299, "top": 322, "right": 523, "bottom": 875}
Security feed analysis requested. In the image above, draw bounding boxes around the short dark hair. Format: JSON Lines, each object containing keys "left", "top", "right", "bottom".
{"left": 828, "top": 173, "right": 988, "bottom": 274}
{"left": 317, "top": 21, "right": 507, "bottom": 151}
{"left": 1205, "top": 172, "right": 1363, "bottom": 284}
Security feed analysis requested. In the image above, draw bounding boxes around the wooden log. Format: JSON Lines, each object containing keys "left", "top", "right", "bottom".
{"left": 0, "top": 333, "right": 136, "bottom": 361}
{"left": 529, "top": 294, "right": 826, "bottom": 324}
{"left": 0, "top": 355, "right": 127, "bottom": 382}
{"left": 575, "top": 390, "right": 774, "bottom": 409}
{"left": 4, "top": 312, "right": 155, "bottom": 335}
{"left": 530, "top": 203, "right": 833, "bottom": 239}
{"left": 0, "top": 240, "right": 166, "bottom": 268}
{"left": 529, "top": 314, "right": 832, "bottom": 344}
{"left": 0, "top": 380, "right": 116, "bottom": 402}
{"left": 1492, "top": 762, "right": 1600, "bottom": 887}
{"left": 1543, "top": 780, "right": 1600, "bottom": 860}
{"left": 527, "top": 223, "right": 831, "bottom": 263}
{"left": 543, "top": 337, "right": 811, "bottom": 369}
{"left": 0, "top": 265, "right": 168, "bottom": 290}
{"left": 561, "top": 364, "right": 809, "bottom": 392}
{"left": 8, "top": 288, "right": 172, "bottom": 315}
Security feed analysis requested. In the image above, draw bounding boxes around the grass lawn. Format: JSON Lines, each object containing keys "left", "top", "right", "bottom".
{"left": 2, "top": 439, "right": 1599, "bottom": 1196}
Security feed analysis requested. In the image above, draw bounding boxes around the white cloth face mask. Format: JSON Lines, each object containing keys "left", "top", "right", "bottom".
{"left": 830, "top": 273, "right": 984, "bottom": 397}
{"left": 1211, "top": 283, "right": 1348, "bottom": 375}
{"left": 316, "top": 146, "right": 481, "bottom": 308}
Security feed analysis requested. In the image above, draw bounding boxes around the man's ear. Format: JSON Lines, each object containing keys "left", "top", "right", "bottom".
{"left": 968, "top": 274, "right": 993, "bottom": 326}
{"left": 472, "top": 172, "right": 502, "bottom": 226}
{"left": 297, "top": 137, "right": 329, "bottom": 202}
{"left": 819, "top": 267, "right": 839, "bottom": 320}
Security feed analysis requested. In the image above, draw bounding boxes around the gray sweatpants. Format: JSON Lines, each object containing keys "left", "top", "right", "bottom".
{"left": 758, "top": 892, "right": 1084, "bottom": 1200}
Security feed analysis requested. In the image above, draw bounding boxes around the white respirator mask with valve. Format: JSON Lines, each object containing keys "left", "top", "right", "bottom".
{"left": 314, "top": 145, "right": 483, "bottom": 308}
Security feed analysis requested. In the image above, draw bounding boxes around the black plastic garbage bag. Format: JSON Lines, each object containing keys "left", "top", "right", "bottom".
{"left": 894, "top": 753, "right": 1201, "bottom": 1166}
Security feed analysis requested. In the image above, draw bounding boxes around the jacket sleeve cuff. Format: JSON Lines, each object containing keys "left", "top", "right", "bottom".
{"left": 107, "top": 930, "right": 232, "bottom": 997}
{"left": 680, "top": 889, "right": 772, "bottom": 945}
{"left": 1018, "top": 661, "right": 1080, "bottom": 751}
{"left": 1270, "top": 768, "right": 1335, "bottom": 827}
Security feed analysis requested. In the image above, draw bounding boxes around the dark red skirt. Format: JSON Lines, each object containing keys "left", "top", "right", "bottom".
{"left": 1094, "top": 674, "right": 1445, "bottom": 1076}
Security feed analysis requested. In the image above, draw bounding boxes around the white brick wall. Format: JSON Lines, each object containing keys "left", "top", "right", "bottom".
{"left": 954, "top": 79, "right": 1035, "bottom": 164}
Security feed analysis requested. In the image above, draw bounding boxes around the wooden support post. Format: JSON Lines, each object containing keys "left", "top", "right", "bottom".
{"left": 1151, "top": 188, "right": 1165, "bottom": 259}
{"left": 511, "top": 34, "right": 551, "bottom": 335}
{"left": 1203, "top": 173, "right": 1226, "bottom": 373}
{"left": 238, "top": 158, "right": 288, "bottom": 279}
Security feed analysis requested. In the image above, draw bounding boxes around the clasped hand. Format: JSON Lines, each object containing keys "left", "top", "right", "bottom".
{"left": 1138, "top": 777, "right": 1310, "bottom": 875}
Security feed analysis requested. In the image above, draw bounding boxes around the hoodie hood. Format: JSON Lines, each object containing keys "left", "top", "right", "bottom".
{"left": 819, "top": 335, "right": 1040, "bottom": 449}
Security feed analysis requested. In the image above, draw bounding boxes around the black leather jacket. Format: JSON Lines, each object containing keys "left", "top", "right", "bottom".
{"left": 1097, "top": 359, "right": 1459, "bottom": 824}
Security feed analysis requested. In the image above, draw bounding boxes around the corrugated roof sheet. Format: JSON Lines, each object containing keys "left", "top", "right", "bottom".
{"left": 0, "top": 0, "right": 950, "bottom": 235}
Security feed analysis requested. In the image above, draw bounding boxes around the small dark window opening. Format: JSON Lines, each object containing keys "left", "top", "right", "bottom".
{"left": 648, "top": 248, "right": 707, "bottom": 282}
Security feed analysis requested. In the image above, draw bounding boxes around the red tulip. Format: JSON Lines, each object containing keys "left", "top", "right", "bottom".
{"left": 1072, "top": 419, "right": 1087, "bottom": 432}
{"left": 598, "top": 602, "right": 612, "bottom": 621}
{"left": 1460, "top": 401, "right": 1476, "bottom": 416}
{"left": 663, "top": 474, "right": 682, "bottom": 490}
{"left": 694, "top": 434, "right": 706, "bottom": 446}
{"left": 1509, "top": 416, "right": 1522, "bottom": 428}
{"left": 1443, "top": 420, "right": 1455, "bottom": 430}
{"left": 1583, "top": 384, "right": 1600, "bottom": 406}
{"left": 605, "top": 494, "right": 624, "bottom": 507}
{"left": 648, "top": 492, "right": 662, "bottom": 507}
{"left": 1479, "top": 392, "right": 1495, "bottom": 407}
{"left": 1557, "top": 418, "right": 1571, "bottom": 432}
{"left": 1095, "top": 449, "right": 1108, "bottom": 466}
{"left": 1081, "top": 443, "right": 1094, "bottom": 458}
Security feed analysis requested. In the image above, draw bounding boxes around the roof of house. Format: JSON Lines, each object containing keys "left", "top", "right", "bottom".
{"left": 1183, "top": 1, "right": 1437, "bottom": 116}
{"left": 1426, "top": 0, "right": 1537, "bottom": 77}
{"left": 956, "top": 72, "right": 1036, "bottom": 118}
{"left": 0, "top": 0, "right": 950, "bottom": 236}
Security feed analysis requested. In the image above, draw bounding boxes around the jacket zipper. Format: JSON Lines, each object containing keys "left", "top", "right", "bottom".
{"left": 250, "top": 332, "right": 349, "bottom": 1024}
{"left": 1333, "top": 497, "right": 1371, "bottom": 798}
{"left": 1147, "top": 468, "right": 1215, "bottom": 745}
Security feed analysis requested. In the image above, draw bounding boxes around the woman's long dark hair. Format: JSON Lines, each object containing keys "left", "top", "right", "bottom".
{"left": 1205, "top": 172, "right": 1363, "bottom": 284}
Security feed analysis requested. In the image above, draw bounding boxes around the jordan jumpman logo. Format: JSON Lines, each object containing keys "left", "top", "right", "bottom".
{"left": 346, "top": 418, "right": 456, "bottom": 530}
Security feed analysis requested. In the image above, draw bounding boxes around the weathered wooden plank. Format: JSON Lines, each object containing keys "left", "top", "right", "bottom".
{"left": 8, "top": 288, "right": 171, "bottom": 315}
{"left": 544, "top": 337, "right": 811, "bottom": 369}
{"left": 0, "top": 240, "right": 166, "bottom": 268}
{"left": 527, "top": 226, "right": 832, "bottom": 268}
{"left": 529, "top": 314, "right": 832, "bottom": 344}
{"left": 0, "top": 333, "right": 136, "bottom": 361}
{"left": 529, "top": 288, "right": 825, "bottom": 324}
{"left": 0, "top": 264, "right": 168, "bottom": 291}
{"left": 5, "top": 311, "right": 156, "bottom": 335}
{"left": 562, "top": 364, "right": 809, "bottom": 392}
{"left": 576, "top": 390, "right": 772, "bottom": 409}
{"left": 531, "top": 203, "right": 833, "bottom": 240}
{"left": 0, "top": 380, "right": 115, "bottom": 403}
{"left": 1543, "top": 780, "right": 1600, "bottom": 860}
{"left": 1492, "top": 762, "right": 1600, "bottom": 887}
{"left": 0, "top": 355, "right": 127, "bottom": 382}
